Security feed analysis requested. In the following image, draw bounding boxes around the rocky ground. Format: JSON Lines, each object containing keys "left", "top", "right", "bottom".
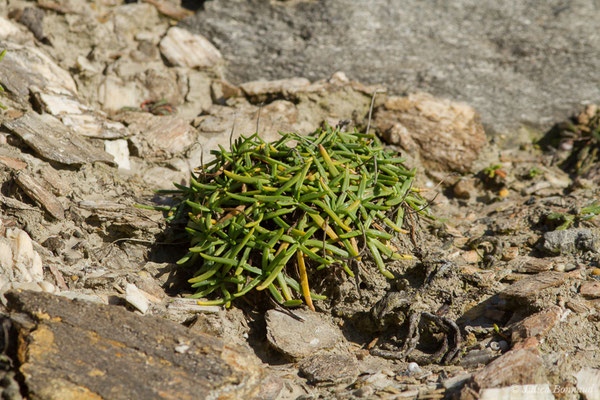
{"left": 0, "top": 1, "right": 599, "bottom": 399}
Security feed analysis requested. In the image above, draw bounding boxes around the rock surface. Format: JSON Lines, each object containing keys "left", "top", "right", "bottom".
{"left": 159, "top": 26, "right": 223, "bottom": 69}
{"left": 265, "top": 309, "right": 343, "bottom": 359}
{"left": 3, "top": 112, "right": 115, "bottom": 167}
{"left": 182, "top": 0, "right": 600, "bottom": 134}
{"left": 374, "top": 92, "right": 487, "bottom": 172}
{"left": 299, "top": 352, "right": 359, "bottom": 386}
{"left": 7, "top": 290, "right": 266, "bottom": 400}
{"left": 0, "top": 1, "right": 599, "bottom": 399}
{"left": 542, "top": 229, "right": 599, "bottom": 255}
{"left": 471, "top": 348, "right": 548, "bottom": 390}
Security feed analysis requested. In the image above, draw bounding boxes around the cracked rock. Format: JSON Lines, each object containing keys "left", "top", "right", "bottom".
{"left": 542, "top": 228, "right": 598, "bottom": 255}
{"left": 7, "top": 290, "right": 266, "bottom": 400}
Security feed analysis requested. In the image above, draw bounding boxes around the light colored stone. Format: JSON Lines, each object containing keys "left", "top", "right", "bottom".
{"left": 0, "top": 43, "right": 77, "bottom": 100}
{"left": 125, "top": 283, "right": 149, "bottom": 314}
{"left": 0, "top": 241, "right": 13, "bottom": 273}
{"left": 159, "top": 27, "right": 223, "bottom": 68}
{"left": 75, "top": 55, "right": 100, "bottom": 74}
{"left": 265, "top": 309, "right": 343, "bottom": 359}
{"left": 0, "top": 229, "right": 53, "bottom": 296}
{"left": 38, "top": 281, "right": 56, "bottom": 294}
{"left": 13, "top": 229, "right": 35, "bottom": 267}
{"left": 575, "top": 368, "right": 600, "bottom": 400}
{"left": 98, "top": 75, "right": 141, "bottom": 112}
{"left": 126, "top": 114, "right": 197, "bottom": 159}
{"left": 375, "top": 92, "right": 486, "bottom": 173}
{"left": 33, "top": 88, "right": 129, "bottom": 139}
{"left": 0, "top": 16, "right": 21, "bottom": 38}
{"left": 30, "top": 253, "right": 44, "bottom": 282}
{"left": 240, "top": 77, "right": 311, "bottom": 97}
{"left": 36, "top": 89, "right": 91, "bottom": 115}
{"left": 104, "top": 140, "right": 131, "bottom": 170}
{"left": 179, "top": 70, "right": 213, "bottom": 119}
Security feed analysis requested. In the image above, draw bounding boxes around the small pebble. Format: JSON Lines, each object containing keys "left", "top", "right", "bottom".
{"left": 554, "top": 263, "right": 566, "bottom": 272}
{"left": 407, "top": 362, "right": 422, "bottom": 374}
{"left": 489, "top": 340, "right": 509, "bottom": 352}
{"left": 591, "top": 268, "right": 600, "bottom": 276}
{"left": 38, "top": 281, "right": 56, "bottom": 293}
{"left": 174, "top": 344, "right": 190, "bottom": 353}
{"left": 564, "top": 263, "right": 577, "bottom": 272}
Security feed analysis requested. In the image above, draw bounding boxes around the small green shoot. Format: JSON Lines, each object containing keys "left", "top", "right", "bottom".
{"left": 547, "top": 202, "right": 600, "bottom": 230}
{"left": 527, "top": 167, "right": 542, "bottom": 179}
{"left": 483, "top": 164, "right": 504, "bottom": 179}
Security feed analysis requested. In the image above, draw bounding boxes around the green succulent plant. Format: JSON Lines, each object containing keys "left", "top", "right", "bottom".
{"left": 153, "top": 125, "right": 431, "bottom": 308}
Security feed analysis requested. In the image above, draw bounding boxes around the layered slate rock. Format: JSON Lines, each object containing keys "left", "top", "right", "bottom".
{"left": 7, "top": 290, "right": 265, "bottom": 400}
{"left": 3, "top": 112, "right": 115, "bottom": 167}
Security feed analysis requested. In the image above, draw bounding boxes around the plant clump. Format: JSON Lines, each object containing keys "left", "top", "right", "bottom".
{"left": 159, "top": 126, "right": 431, "bottom": 309}
{"left": 543, "top": 104, "right": 600, "bottom": 178}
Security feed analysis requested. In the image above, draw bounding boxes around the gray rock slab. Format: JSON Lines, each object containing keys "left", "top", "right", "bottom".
{"left": 299, "top": 353, "right": 359, "bottom": 386}
{"left": 265, "top": 309, "right": 343, "bottom": 359}
{"left": 6, "top": 290, "right": 266, "bottom": 400}
{"left": 542, "top": 228, "right": 599, "bottom": 255}
{"left": 3, "top": 112, "right": 115, "bottom": 167}
{"left": 181, "top": 0, "right": 600, "bottom": 134}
